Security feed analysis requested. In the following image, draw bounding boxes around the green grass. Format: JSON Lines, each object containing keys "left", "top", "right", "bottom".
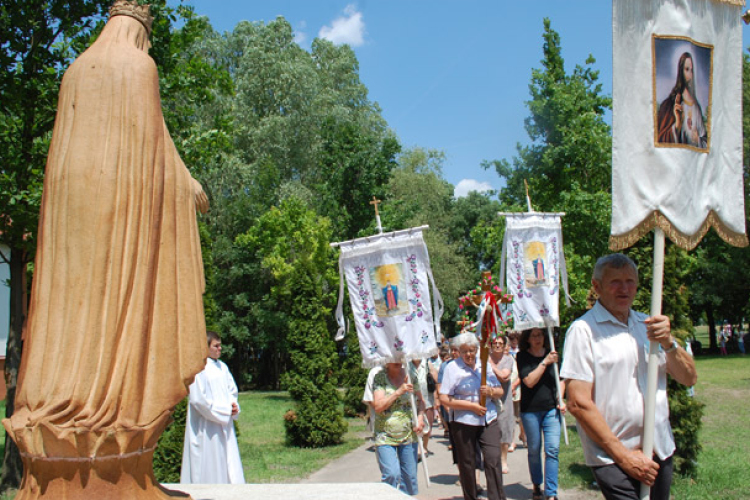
{"left": 558, "top": 355, "right": 750, "bottom": 498}
{"left": 237, "top": 391, "right": 368, "bottom": 483}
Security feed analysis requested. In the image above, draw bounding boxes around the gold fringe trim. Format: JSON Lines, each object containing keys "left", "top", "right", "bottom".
{"left": 609, "top": 210, "right": 748, "bottom": 251}
{"left": 713, "top": 0, "right": 745, "bottom": 6}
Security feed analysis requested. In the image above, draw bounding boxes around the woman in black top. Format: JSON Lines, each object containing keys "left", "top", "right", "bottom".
{"left": 516, "top": 328, "right": 566, "bottom": 500}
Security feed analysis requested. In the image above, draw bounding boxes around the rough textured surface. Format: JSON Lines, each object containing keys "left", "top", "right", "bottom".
{"left": 4, "top": 7, "right": 208, "bottom": 499}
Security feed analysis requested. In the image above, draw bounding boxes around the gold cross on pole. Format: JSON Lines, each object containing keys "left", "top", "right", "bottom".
{"left": 369, "top": 196, "right": 382, "bottom": 217}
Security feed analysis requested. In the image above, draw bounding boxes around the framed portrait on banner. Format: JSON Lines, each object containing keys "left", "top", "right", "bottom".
{"left": 653, "top": 35, "right": 712, "bottom": 152}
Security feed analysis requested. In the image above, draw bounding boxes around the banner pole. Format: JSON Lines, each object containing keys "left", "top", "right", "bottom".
{"left": 640, "top": 228, "right": 665, "bottom": 500}
{"left": 403, "top": 360, "right": 430, "bottom": 487}
{"left": 546, "top": 325, "right": 569, "bottom": 445}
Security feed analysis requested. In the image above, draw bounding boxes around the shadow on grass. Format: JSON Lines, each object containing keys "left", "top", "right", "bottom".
{"left": 565, "top": 462, "right": 595, "bottom": 484}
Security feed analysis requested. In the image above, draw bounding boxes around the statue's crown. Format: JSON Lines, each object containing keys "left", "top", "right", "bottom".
{"left": 109, "top": 0, "right": 153, "bottom": 35}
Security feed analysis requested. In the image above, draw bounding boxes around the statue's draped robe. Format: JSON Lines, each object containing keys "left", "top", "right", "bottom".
{"left": 4, "top": 17, "right": 207, "bottom": 494}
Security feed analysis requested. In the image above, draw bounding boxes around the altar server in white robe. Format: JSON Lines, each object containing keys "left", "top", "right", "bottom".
{"left": 181, "top": 331, "right": 246, "bottom": 484}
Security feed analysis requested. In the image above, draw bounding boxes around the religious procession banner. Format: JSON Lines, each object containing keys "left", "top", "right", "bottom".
{"left": 611, "top": 0, "right": 748, "bottom": 250}
{"left": 334, "top": 228, "right": 444, "bottom": 367}
{"left": 500, "top": 213, "right": 569, "bottom": 331}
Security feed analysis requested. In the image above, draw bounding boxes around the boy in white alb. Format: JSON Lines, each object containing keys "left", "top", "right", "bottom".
{"left": 181, "top": 331, "right": 245, "bottom": 484}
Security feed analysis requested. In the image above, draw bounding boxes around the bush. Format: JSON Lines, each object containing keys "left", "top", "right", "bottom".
{"left": 668, "top": 376, "right": 704, "bottom": 478}
{"left": 283, "top": 387, "right": 347, "bottom": 447}
{"left": 152, "top": 398, "right": 188, "bottom": 483}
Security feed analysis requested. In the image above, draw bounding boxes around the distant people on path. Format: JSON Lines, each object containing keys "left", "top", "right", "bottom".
{"left": 181, "top": 331, "right": 245, "bottom": 484}
{"left": 561, "top": 254, "right": 697, "bottom": 500}
{"left": 507, "top": 331, "right": 527, "bottom": 452}
{"left": 371, "top": 362, "right": 426, "bottom": 496}
{"left": 489, "top": 335, "right": 514, "bottom": 474}
{"left": 439, "top": 332, "right": 506, "bottom": 500}
{"left": 719, "top": 329, "right": 728, "bottom": 356}
{"left": 517, "top": 328, "right": 565, "bottom": 500}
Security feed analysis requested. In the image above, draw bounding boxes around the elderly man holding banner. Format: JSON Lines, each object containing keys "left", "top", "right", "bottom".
{"left": 561, "top": 254, "right": 697, "bottom": 500}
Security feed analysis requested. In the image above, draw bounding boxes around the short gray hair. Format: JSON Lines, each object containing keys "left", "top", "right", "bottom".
{"left": 592, "top": 253, "right": 639, "bottom": 282}
{"left": 452, "top": 332, "right": 479, "bottom": 349}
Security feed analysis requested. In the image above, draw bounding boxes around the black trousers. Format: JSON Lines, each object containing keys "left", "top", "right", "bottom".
{"left": 450, "top": 420, "right": 506, "bottom": 500}
{"left": 591, "top": 454, "right": 673, "bottom": 500}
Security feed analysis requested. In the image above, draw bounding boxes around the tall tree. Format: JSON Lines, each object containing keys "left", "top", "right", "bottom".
{"left": 485, "top": 18, "right": 613, "bottom": 324}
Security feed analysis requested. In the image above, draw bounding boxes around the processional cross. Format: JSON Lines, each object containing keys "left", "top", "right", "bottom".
{"left": 457, "top": 271, "right": 513, "bottom": 407}
{"left": 370, "top": 196, "right": 383, "bottom": 234}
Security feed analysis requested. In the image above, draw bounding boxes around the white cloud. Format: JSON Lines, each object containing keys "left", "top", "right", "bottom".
{"left": 318, "top": 4, "right": 365, "bottom": 47}
{"left": 293, "top": 21, "right": 307, "bottom": 45}
{"left": 454, "top": 179, "right": 494, "bottom": 198}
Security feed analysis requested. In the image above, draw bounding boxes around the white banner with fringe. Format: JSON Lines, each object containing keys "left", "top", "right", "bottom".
{"left": 500, "top": 213, "right": 569, "bottom": 331}
{"left": 334, "top": 228, "right": 443, "bottom": 367}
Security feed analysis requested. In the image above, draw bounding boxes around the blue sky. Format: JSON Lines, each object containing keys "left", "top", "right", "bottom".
{"left": 172, "top": 1, "right": 750, "bottom": 198}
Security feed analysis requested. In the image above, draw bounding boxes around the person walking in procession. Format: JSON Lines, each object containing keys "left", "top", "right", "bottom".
{"left": 517, "top": 328, "right": 566, "bottom": 500}
{"left": 181, "top": 331, "right": 245, "bottom": 484}
{"left": 371, "top": 363, "right": 426, "bottom": 496}
{"left": 561, "top": 254, "right": 697, "bottom": 500}
{"left": 439, "top": 332, "right": 506, "bottom": 500}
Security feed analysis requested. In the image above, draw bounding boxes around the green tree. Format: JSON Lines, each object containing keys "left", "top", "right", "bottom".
{"left": 231, "top": 197, "right": 345, "bottom": 446}
{"left": 485, "top": 18, "right": 612, "bottom": 325}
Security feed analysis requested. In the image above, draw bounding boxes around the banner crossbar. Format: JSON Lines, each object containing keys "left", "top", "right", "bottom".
{"left": 330, "top": 225, "right": 430, "bottom": 248}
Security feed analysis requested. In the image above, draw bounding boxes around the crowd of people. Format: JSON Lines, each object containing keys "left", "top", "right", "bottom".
{"left": 362, "top": 253, "right": 696, "bottom": 500}
{"left": 364, "top": 328, "right": 564, "bottom": 500}
{"left": 177, "top": 253, "right": 697, "bottom": 500}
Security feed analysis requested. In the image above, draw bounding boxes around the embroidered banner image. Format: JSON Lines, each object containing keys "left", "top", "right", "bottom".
{"left": 500, "top": 213, "right": 569, "bottom": 331}
{"left": 611, "top": 0, "right": 747, "bottom": 250}
{"left": 335, "top": 229, "right": 443, "bottom": 367}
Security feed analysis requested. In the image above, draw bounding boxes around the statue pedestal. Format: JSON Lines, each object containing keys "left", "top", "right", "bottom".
{"left": 17, "top": 451, "right": 190, "bottom": 500}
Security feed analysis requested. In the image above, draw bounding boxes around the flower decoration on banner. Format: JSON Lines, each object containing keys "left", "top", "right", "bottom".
{"left": 549, "top": 237, "right": 559, "bottom": 296}
{"left": 404, "top": 254, "right": 424, "bottom": 322}
{"left": 393, "top": 336, "right": 404, "bottom": 352}
{"left": 369, "top": 341, "right": 379, "bottom": 355}
{"left": 421, "top": 331, "right": 430, "bottom": 344}
{"left": 355, "top": 266, "right": 384, "bottom": 329}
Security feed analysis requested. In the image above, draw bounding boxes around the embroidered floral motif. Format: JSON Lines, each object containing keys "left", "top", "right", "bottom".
{"left": 355, "top": 265, "right": 384, "bottom": 329}
{"left": 549, "top": 236, "right": 559, "bottom": 296}
{"left": 393, "top": 336, "right": 405, "bottom": 352}
{"left": 404, "top": 254, "right": 424, "bottom": 322}
{"left": 369, "top": 341, "right": 379, "bottom": 354}
{"left": 420, "top": 331, "right": 429, "bottom": 344}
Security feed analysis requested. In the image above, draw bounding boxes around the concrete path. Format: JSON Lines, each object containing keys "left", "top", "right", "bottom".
{"left": 305, "top": 429, "right": 602, "bottom": 500}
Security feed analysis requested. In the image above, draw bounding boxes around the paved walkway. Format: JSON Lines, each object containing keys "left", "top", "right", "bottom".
{"left": 305, "top": 427, "right": 601, "bottom": 500}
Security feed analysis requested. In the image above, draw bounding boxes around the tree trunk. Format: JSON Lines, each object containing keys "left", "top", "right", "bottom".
{"left": 0, "top": 247, "right": 27, "bottom": 492}
{"left": 706, "top": 304, "right": 717, "bottom": 353}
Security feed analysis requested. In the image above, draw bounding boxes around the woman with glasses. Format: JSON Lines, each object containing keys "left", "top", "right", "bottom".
{"left": 439, "top": 332, "right": 506, "bottom": 500}
{"left": 489, "top": 335, "right": 514, "bottom": 474}
{"left": 517, "top": 328, "right": 566, "bottom": 500}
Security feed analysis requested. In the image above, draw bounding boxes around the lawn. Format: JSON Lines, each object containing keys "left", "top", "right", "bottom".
{"left": 236, "top": 391, "right": 368, "bottom": 483}
{"left": 558, "top": 354, "right": 750, "bottom": 499}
